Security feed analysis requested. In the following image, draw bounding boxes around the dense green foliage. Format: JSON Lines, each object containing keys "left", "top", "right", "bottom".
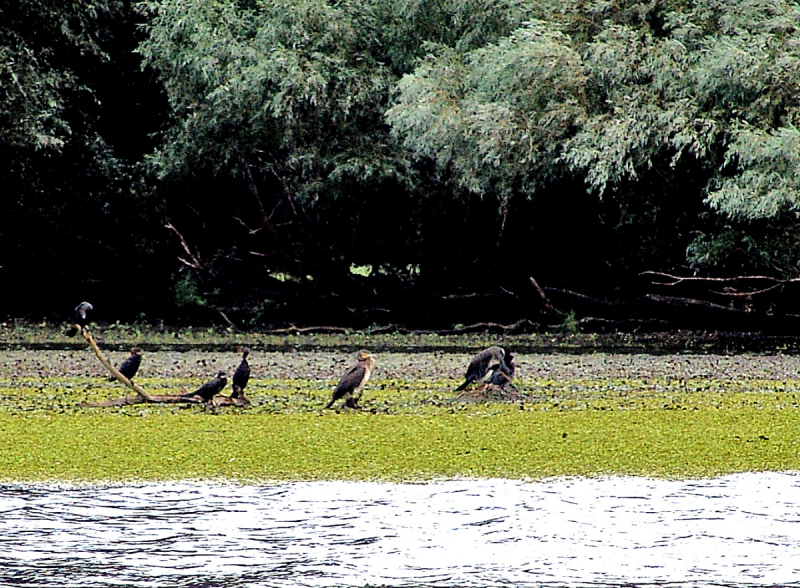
{"left": 0, "top": 0, "right": 167, "bottom": 319}
{"left": 6, "top": 0, "right": 800, "bottom": 327}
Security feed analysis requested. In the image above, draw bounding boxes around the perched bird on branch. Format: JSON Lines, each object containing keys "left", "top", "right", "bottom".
{"left": 232, "top": 347, "right": 250, "bottom": 394}
{"left": 65, "top": 301, "right": 93, "bottom": 337}
{"left": 181, "top": 371, "right": 227, "bottom": 403}
{"left": 325, "top": 350, "right": 376, "bottom": 409}
{"left": 454, "top": 346, "right": 506, "bottom": 391}
{"left": 108, "top": 347, "right": 143, "bottom": 382}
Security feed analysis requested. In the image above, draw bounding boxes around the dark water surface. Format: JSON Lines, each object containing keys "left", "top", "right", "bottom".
{"left": 2, "top": 473, "right": 799, "bottom": 587}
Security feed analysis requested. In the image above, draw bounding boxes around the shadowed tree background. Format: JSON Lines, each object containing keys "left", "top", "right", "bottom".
{"left": 5, "top": 0, "right": 800, "bottom": 331}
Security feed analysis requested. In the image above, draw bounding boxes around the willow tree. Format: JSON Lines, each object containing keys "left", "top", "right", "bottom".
{"left": 0, "top": 0, "right": 164, "bottom": 319}
{"left": 388, "top": 0, "right": 800, "bottom": 284}
{"left": 136, "top": 0, "right": 543, "bottom": 324}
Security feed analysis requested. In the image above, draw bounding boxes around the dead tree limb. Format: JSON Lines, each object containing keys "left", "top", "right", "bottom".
{"left": 642, "top": 271, "right": 800, "bottom": 295}
{"left": 79, "top": 327, "right": 154, "bottom": 402}
{"left": 165, "top": 221, "right": 212, "bottom": 275}
{"left": 77, "top": 326, "right": 221, "bottom": 408}
{"left": 530, "top": 277, "right": 563, "bottom": 315}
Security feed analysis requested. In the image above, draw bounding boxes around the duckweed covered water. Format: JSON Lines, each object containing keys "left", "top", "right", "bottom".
{"left": 1, "top": 351, "right": 800, "bottom": 481}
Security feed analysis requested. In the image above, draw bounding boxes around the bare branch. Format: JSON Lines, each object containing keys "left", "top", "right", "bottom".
{"left": 79, "top": 327, "right": 154, "bottom": 402}
{"left": 642, "top": 271, "right": 800, "bottom": 287}
{"left": 166, "top": 221, "right": 212, "bottom": 275}
{"left": 530, "top": 277, "right": 563, "bottom": 315}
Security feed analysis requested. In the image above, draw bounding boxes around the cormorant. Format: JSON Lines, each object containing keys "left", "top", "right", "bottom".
{"left": 181, "top": 371, "right": 227, "bottom": 403}
{"left": 232, "top": 347, "right": 250, "bottom": 393}
{"left": 65, "top": 301, "right": 93, "bottom": 337}
{"left": 108, "top": 347, "right": 143, "bottom": 382}
{"left": 454, "top": 346, "right": 506, "bottom": 391}
{"left": 230, "top": 384, "right": 251, "bottom": 407}
{"left": 325, "top": 350, "right": 376, "bottom": 409}
{"left": 487, "top": 350, "right": 516, "bottom": 389}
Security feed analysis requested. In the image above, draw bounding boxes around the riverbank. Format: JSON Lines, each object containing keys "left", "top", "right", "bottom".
{"left": 1, "top": 348, "right": 799, "bottom": 483}
{"left": 5, "top": 322, "right": 800, "bottom": 354}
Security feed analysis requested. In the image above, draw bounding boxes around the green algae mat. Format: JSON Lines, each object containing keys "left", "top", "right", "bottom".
{"left": 2, "top": 344, "right": 800, "bottom": 482}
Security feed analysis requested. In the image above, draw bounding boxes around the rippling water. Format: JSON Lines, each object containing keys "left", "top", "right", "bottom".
{"left": 2, "top": 473, "right": 799, "bottom": 587}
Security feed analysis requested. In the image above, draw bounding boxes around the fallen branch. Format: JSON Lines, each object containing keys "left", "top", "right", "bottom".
{"left": 78, "top": 326, "right": 234, "bottom": 408}
{"left": 642, "top": 271, "right": 800, "bottom": 294}
{"left": 263, "top": 325, "right": 350, "bottom": 335}
{"left": 79, "top": 326, "right": 154, "bottom": 402}
{"left": 80, "top": 394, "right": 202, "bottom": 408}
{"left": 437, "top": 320, "right": 540, "bottom": 335}
{"left": 530, "top": 277, "right": 563, "bottom": 315}
{"left": 644, "top": 294, "right": 748, "bottom": 314}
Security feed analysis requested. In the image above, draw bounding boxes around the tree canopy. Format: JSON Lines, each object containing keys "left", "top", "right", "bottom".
{"left": 5, "top": 0, "right": 800, "bottom": 330}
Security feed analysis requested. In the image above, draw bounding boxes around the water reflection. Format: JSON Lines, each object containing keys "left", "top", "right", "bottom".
{"left": 1, "top": 473, "right": 799, "bottom": 587}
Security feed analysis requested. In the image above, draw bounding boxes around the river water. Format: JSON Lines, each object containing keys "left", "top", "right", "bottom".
{"left": 1, "top": 473, "right": 799, "bottom": 587}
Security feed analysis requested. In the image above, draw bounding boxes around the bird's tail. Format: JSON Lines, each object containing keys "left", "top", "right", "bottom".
{"left": 324, "top": 398, "right": 336, "bottom": 409}
{"left": 454, "top": 381, "right": 470, "bottom": 392}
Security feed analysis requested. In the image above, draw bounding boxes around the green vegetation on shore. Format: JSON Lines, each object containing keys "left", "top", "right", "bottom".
{"left": 1, "top": 405, "right": 798, "bottom": 484}
{"left": 2, "top": 363, "right": 800, "bottom": 483}
{"left": 2, "top": 330, "right": 799, "bottom": 484}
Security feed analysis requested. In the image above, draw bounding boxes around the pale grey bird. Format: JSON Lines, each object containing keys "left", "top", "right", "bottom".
{"left": 487, "top": 350, "right": 516, "bottom": 390}
{"left": 455, "top": 346, "right": 506, "bottom": 391}
{"left": 325, "top": 350, "right": 376, "bottom": 409}
{"left": 65, "top": 301, "right": 93, "bottom": 337}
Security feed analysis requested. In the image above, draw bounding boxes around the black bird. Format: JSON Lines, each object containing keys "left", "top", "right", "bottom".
{"left": 108, "top": 347, "right": 143, "bottom": 382}
{"left": 181, "top": 371, "right": 227, "bottom": 403}
{"left": 230, "top": 384, "right": 251, "bottom": 407}
{"left": 65, "top": 301, "right": 93, "bottom": 337}
{"left": 487, "top": 350, "right": 516, "bottom": 390}
{"left": 454, "top": 346, "right": 506, "bottom": 391}
{"left": 232, "top": 347, "right": 251, "bottom": 393}
{"left": 325, "top": 350, "right": 376, "bottom": 409}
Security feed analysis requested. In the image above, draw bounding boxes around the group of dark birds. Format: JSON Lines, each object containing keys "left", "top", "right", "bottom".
{"left": 68, "top": 301, "right": 517, "bottom": 409}
{"left": 178, "top": 347, "right": 251, "bottom": 405}
{"left": 104, "top": 345, "right": 252, "bottom": 406}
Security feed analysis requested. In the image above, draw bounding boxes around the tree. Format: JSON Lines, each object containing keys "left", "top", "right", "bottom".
{"left": 136, "top": 0, "right": 546, "bottom": 325}
{"left": 0, "top": 0, "right": 168, "bottom": 320}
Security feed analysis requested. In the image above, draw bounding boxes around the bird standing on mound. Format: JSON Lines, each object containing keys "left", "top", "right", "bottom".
{"left": 325, "top": 350, "right": 376, "bottom": 409}
{"left": 232, "top": 347, "right": 250, "bottom": 393}
{"left": 454, "top": 346, "right": 506, "bottom": 391}
{"left": 108, "top": 347, "right": 143, "bottom": 382}
{"left": 181, "top": 371, "right": 227, "bottom": 403}
{"left": 487, "top": 349, "right": 516, "bottom": 390}
{"left": 65, "top": 301, "right": 93, "bottom": 337}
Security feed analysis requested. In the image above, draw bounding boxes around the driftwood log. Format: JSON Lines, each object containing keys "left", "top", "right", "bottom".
{"left": 76, "top": 325, "right": 247, "bottom": 408}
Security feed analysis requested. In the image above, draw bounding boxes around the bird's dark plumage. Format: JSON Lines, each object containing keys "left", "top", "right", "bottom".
{"left": 325, "top": 350, "right": 376, "bottom": 409}
{"left": 232, "top": 347, "right": 250, "bottom": 393}
{"left": 108, "top": 347, "right": 143, "bottom": 382}
{"left": 487, "top": 350, "right": 516, "bottom": 389}
{"left": 65, "top": 301, "right": 93, "bottom": 337}
{"left": 182, "top": 371, "right": 227, "bottom": 402}
{"left": 230, "top": 384, "right": 251, "bottom": 406}
{"left": 454, "top": 346, "right": 506, "bottom": 391}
